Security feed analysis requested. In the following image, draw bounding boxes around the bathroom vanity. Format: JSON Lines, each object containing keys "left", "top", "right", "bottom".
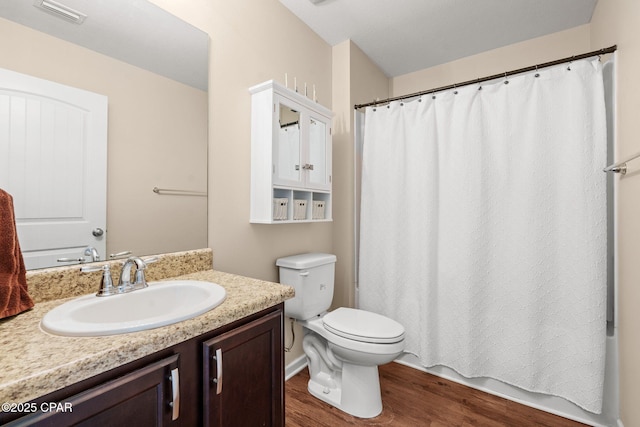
{"left": 0, "top": 249, "right": 293, "bottom": 426}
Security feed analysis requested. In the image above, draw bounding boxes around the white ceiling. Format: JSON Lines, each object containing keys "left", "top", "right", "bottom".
{"left": 279, "top": 0, "right": 599, "bottom": 77}
{"left": 0, "top": 0, "right": 208, "bottom": 91}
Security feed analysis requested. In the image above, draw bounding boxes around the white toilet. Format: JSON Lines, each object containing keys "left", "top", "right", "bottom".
{"left": 277, "top": 253, "right": 405, "bottom": 418}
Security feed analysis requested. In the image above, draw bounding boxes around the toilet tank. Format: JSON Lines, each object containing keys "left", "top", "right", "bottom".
{"left": 276, "top": 253, "right": 336, "bottom": 320}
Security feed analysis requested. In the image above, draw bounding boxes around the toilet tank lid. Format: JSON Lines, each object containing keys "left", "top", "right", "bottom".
{"left": 276, "top": 253, "right": 336, "bottom": 269}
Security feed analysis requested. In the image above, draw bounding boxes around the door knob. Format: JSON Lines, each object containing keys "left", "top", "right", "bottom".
{"left": 92, "top": 228, "right": 104, "bottom": 237}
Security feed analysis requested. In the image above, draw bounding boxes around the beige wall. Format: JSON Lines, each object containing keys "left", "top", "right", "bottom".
{"left": 332, "top": 40, "right": 389, "bottom": 313}
{"left": 207, "top": 0, "right": 333, "bottom": 282}
{"left": 391, "top": 25, "right": 591, "bottom": 96}
{"left": 591, "top": 2, "right": 640, "bottom": 425}
{"left": 0, "top": 17, "right": 208, "bottom": 261}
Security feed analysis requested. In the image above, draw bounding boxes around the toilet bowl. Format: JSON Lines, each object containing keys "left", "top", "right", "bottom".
{"left": 277, "top": 253, "right": 405, "bottom": 418}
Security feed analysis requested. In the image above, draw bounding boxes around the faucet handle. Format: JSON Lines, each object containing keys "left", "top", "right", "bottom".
{"left": 57, "top": 257, "right": 86, "bottom": 264}
{"left": 83, "top": 246, "right": 101, "bottom": 262}
{"left": 109, "top": 251, "right": 132, "bottom": 259}
{"left": 81, "top": 264, "right": 117, "bottom": 297}
{"left": 143, "top": 256, "right": 159, "bottom": 265}
{"left": 130, "top": 256, "right": 158, "bottom": 290}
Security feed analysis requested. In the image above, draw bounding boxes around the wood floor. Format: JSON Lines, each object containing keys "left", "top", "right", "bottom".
{"left": 285, "top": 362, "right": 587, "bottom": 427}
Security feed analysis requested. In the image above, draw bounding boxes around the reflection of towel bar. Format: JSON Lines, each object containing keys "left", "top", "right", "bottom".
{"left": 153, "top": 187, "right": 206, "bottom": 197}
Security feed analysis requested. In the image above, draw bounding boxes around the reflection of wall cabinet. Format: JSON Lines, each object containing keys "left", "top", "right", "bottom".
{"left": 250, "top": 80, "right": 332, "bottom": 223}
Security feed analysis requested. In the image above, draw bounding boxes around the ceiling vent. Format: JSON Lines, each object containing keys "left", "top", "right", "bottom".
{"left": 33, "top": 0, "right": 87, "bottom": 24}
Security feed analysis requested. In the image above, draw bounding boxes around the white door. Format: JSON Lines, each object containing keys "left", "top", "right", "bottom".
{"left": 0, "top": 68, "right": 108, "bottom": 269}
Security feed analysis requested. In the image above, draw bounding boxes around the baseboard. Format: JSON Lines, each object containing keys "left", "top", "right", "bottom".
{"left": 285, "top": 355, "right": 307, "bottom": 381}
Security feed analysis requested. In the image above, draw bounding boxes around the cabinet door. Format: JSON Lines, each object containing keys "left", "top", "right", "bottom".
{"left": 305, "top": 113, "right": 332, "bottom": 191}
{"left": 203, "top": 311, "right": 283, "bottom": 427}
{"left": 273, "top": 95, "right": 303, "bottom": 187}
{"left": 7, "top": 355, "right": 180, "bottom": 427}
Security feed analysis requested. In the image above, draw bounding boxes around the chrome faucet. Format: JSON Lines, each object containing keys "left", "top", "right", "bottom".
{"left": 118, "top": 256, "right": 158, "bottom": 292}
{"left": 81, "top": 256, "right": 158, "bottom": 296}
{"left": 84, "top": 246, "right": 101, "bottom": 262}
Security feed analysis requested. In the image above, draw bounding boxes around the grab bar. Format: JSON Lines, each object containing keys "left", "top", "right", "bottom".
{"left": 152, "top": 186, "right": 206, "bottom": 197}
{"left": 603, "top": 151, "right": 640, "bottom": 175}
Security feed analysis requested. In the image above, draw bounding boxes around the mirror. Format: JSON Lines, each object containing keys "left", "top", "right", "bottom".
{"left": 277, "top": 103, "right": 301, "bottom": 183}
{"left": 0, "top": 0, "right": 209, "bottom": 269}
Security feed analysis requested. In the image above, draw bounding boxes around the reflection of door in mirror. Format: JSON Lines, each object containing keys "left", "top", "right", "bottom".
{"left": 308, "top": 118, "right": 327, "bottom": 187}
{"left": 0, "top": 68, "right": 107, "bottom": 269}
{"left": 276, "top": 103, "right": 301, "bottom": 184}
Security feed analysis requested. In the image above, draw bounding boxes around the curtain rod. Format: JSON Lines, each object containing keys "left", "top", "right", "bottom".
{"left": 354, "top": 45, "right": 617, "bottom": 110}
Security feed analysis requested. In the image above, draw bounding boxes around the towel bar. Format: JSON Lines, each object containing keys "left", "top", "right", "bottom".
{"left": 603, "top": 152, "right": 640, "bottom": 175}
{"left": 152, "top": 187, "right": 206, "bottom": 197}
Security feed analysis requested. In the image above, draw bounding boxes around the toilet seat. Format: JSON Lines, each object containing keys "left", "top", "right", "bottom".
{"left": 323, "top": 308, "right": 405, "bottom": 344}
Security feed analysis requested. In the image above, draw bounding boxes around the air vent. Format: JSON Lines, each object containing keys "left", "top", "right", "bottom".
{"left": 33, "top": 0, "right": 87, "bottom": 24}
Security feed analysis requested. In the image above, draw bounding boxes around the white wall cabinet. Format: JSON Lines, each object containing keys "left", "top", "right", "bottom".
{"left": 250, "top": 80, "right": 332, "bottom": 223}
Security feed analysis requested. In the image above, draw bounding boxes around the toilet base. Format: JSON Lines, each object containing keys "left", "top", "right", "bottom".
{"left": 307, "top": 363, "right": 382, "bottom": 419}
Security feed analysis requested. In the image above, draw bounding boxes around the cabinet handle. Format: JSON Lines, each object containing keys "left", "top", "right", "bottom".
{"left": 213, "top": 348, "right": 223, "bottom": 394}
{"left": 170, "top": 367, "right": 180, "bottom": 420}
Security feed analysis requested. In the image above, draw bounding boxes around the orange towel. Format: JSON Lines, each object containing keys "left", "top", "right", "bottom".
{"left": 0, "top": 189, "right": 34, "bottom": 319}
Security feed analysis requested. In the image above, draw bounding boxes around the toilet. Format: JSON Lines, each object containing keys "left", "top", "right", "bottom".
{"left": 277, "top": 253, "right": 405, "bottom": 418}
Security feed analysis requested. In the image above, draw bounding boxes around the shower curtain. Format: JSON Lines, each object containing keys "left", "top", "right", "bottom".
{"left": 358, "top": 59, "right": 607, "bottom": 413}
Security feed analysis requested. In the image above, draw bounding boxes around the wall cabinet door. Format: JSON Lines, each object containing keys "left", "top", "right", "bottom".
{"left": 272, "top": 95, "right": 331, "bottom": 192}
{"left": 305, "top": 113, "right": 331, "bottom": 191}
{"left": 273, "top": 95, "right": 303, "bottom": 188}
{"left": 202, "top": 310, "right": 283, "bottom": 427}
{"left": 7, "top": 355, "right": 180, "bottom": 427}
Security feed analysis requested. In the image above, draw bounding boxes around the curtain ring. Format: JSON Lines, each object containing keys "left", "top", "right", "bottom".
{"left": 477, "top": 77, "right": 482, "bottom": 91}
{"left": 568, "top": 55, "right": 574, "bottom": 71}
{"left": 535, "top": 65, "right": 540, "bottom": 78}
{"left": 504, "top": 72, "right": 509, "bottom": 85}
{"left": 453, "top": 83, "right": 458, "bottom": 95}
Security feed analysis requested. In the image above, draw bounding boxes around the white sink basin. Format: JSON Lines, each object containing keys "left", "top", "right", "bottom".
{"left": 41, "top": 280, "right": 226, "bottom": 337}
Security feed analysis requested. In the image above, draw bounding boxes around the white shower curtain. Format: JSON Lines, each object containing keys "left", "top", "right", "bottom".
{"left": 358, "top": 59, "right": 607, "bottom": 413}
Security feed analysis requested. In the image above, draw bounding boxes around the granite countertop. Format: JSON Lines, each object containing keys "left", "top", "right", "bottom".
{"left": 0, "top": 268, "right": 294, "bottom": 404}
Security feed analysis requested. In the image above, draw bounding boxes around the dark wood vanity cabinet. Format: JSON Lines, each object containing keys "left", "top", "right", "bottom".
{"left": 203, "top": 310, "right": 283, "bottom": 427}
{"left": 4, "top": 355, "right": 180, "bottom": 426}
{"left": 1, "top": 304, "right": 284, "bottom": 427}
